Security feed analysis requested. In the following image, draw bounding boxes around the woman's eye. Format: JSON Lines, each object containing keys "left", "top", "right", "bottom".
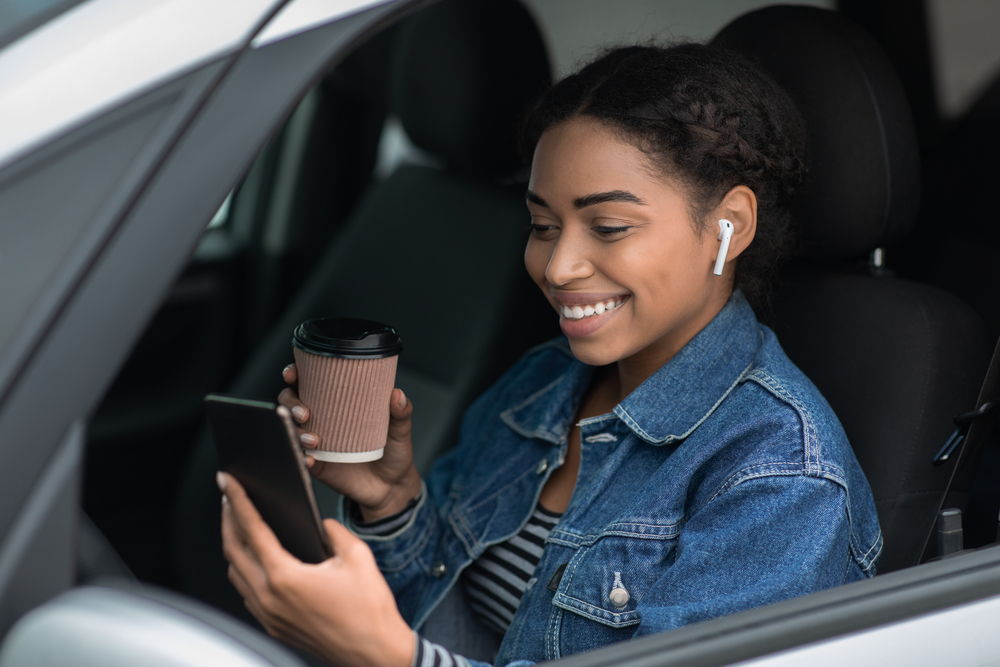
{"left": 593, "top": 225, "right": 632, "bottom": 237}
{"left": 528, "top": 223, "right": 558, "bottom": 238}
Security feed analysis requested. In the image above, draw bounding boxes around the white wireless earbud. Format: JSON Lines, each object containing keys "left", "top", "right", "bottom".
{"left": 713, "top": 219, "right": 734, "bottom": 276}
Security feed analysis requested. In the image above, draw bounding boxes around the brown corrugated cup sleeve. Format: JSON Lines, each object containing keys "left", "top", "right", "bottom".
{"left": 291, "top": 317, "right": 402, "bottom": 463}
{"left": 293, "top": 349, "right": 397, "bottom": 462}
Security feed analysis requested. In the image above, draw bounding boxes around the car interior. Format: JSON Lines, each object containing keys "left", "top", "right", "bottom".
{"left": 73, "top": 0, "right": 1000, "bottom": 660}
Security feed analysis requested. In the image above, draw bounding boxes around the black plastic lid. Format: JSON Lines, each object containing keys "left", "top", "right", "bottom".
{"left": 293, "top": 318, "right": 403, "bottom": 359}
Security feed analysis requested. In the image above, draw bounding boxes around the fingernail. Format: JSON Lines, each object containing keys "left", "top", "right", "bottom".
{"left": 292, "top": 406, "right": 308, "bottom": 422}
{"left": 216, "top": 471, "right": 227, "bottom": 492}
{"left": 300, "top": 432, "right": 318, "bottom": 446}
{"left": 221, "top": 494, "right": 228, "bottom": 506}
{"left": 283, "top": 364, "right": 293, "bottom": 376}
{"left": 399, "top": 391, "right": 407, "bottom": 408}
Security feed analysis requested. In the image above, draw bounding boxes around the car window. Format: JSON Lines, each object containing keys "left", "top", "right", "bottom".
{"left": 926, "top": 0, "right": 1000, "bottom": 117}
{"left": 521, "top": 0, "right": 834, "bottom": 77}
{"left": 0, "top": 0, "right": 86, "bottom": 52}
{"left": 207, "top": 192, "right": 233, "bottom": 230}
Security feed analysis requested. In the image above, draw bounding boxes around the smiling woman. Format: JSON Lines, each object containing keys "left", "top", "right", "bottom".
{"left": 219, "top": 42, "right": 881, "bottom": 667}
{"left": 524, "top": 117, "right": 748, "bottom": 368}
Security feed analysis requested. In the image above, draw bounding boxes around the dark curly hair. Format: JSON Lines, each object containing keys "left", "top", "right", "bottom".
{"left": 518, "top": 43, "right": 807, "bottom": 312}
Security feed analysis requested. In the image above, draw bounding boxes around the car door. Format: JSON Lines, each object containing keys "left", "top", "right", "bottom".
{"left": 546, "top": 544, "right": 1000, "bottom": 667}
{"left": 0, "top": 0, "right": 423, "bottom": 656}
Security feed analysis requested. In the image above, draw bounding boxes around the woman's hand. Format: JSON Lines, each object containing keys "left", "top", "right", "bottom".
{"left": 278, "top": 364, "right": 422, "bottom": 520}
{"left": 219, "top": 472, "right": 414, "bottom": 667}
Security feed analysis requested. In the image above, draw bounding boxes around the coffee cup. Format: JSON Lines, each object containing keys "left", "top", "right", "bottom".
{"left": 292, "top": 318, "right": 402, "bottom": 462}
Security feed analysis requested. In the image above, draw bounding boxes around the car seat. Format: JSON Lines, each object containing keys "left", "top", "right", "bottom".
{"left": 714, "top": 6, "right": 990, "bottom": 573}
{"left": 913, "top": 72, "right": 1000, "bottom": 342}
{"left": 913, "top": 69, "right": 1000, "bottom": 548}
{"left": 171, "top": 0, "right": 555, "bottom": 620}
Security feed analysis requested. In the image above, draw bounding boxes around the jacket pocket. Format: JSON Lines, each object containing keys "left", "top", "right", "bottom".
{"left": 551, "top": 532, "right": 677, "bottom": 629}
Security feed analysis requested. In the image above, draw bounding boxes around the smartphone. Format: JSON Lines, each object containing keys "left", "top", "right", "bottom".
{"left": 204, "top": 393, "right": 333, "bottom": 563}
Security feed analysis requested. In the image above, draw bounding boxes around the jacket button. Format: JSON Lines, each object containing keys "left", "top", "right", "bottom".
{"left": 536, "top": 459, "right": 549, "bottom": 475}
{"left": 432, "top": 562, "right": 447, "bottom": 577}
{"left": 609, "top": 587, "right": 629, "bottom": 609}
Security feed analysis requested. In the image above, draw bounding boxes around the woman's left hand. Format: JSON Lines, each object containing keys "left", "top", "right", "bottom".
{"left": 218, "top": 472, "right": 415, "bottom": 667}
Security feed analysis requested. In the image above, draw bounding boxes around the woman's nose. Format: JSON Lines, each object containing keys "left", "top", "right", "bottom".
{"left": 545, "top": 234, "right": 593, "bottom": 286}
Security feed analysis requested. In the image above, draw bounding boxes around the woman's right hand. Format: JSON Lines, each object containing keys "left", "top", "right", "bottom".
{"left": 278, "top": 364, "right": 422, "bottom": 522}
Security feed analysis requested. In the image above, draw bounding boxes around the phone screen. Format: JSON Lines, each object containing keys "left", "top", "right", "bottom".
{"left": 205, "top": 394, "right": 333, "bottom": 563}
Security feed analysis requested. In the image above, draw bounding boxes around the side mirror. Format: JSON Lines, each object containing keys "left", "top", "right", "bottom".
{"left": 0, "top": 584, "right": 306, "bottom": 667}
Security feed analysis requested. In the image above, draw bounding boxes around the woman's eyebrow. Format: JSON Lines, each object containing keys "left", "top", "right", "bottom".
{"left": 525, "top": 190, "right": 549, "bottom": 207}
{"left": 573, "top": 190, "right": 647, "bottom": 208}
{"left": 525, "top": 189, "right": 647, "bottom": 209}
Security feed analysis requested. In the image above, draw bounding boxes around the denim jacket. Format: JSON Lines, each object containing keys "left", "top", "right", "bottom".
{"left": 346, "top": 293, "right": 882, "bottom": 666}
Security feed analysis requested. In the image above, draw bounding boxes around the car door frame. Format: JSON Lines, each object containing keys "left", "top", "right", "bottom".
{"left": 0, "top": 0, "right": 430, "bottom": 638}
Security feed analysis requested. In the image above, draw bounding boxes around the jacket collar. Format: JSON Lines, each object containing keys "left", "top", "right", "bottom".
{"left": 501, "top": 292, "right": 762, "bottom": 445}
{"left": 500, "top": 343, "right": 596, "bottom": 445}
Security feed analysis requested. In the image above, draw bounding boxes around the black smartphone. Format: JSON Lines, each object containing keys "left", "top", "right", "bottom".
{"left": 205, "top": 393, "right": 333, "bottom": 563}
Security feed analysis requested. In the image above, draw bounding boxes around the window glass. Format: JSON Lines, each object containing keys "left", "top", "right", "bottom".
{"left": 521, "top": 0, "right": 835, "bottom": 78}
{"left": 926, "top": 0, "right": 1000, "bottom": 117}
{"left": 207, "top": 192, "right": 233, "bottom": 230}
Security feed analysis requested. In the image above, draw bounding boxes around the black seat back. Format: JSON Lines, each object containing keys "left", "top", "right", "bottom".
{"left": 715, "top": 6, "right": 990, "bottom": 573}
{"left": 172, "top": 0, "right": 555, "bottom": 618}
{"left": 917, "top": 69, "right": 1000, "bottom": 548}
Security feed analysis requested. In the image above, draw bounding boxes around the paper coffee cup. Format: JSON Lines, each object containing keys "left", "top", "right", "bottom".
{"left": 292, "top": 318, "right": 402, "bottom": 463}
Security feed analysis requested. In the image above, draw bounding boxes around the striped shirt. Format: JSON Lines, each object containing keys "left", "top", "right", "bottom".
{"left": 411, "top": 634, "right": 472, "bottom": 667}
{"left": 461, "top": 505, "right": 561, "bottom": 633}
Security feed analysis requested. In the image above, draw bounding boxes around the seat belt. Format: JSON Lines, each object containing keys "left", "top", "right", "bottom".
{"left": 922, "top": 335, "right": 1000, "bottom": 560}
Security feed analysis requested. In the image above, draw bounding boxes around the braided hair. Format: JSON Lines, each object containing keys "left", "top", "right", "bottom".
{"left": 518, "top": 44, "right": 807, "bottom": 313}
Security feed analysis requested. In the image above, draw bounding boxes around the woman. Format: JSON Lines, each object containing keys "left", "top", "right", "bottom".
{"left": 218, "top": 43, "right": 882, "bottom": 667}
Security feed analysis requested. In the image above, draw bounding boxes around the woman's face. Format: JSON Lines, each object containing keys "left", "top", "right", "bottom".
{"left": 525, "top": 117, "right": 737, "bottom": 369}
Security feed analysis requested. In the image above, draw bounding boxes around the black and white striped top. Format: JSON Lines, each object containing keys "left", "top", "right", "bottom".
{"left": 462, "top": 505, "right": 561, "bottom": 633}
{"left": 412, "top": 634, "right": 472, "bottom": 667}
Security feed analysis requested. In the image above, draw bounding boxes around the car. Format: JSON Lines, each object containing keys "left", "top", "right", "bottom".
{"left": 2, "top": 0, "right": 1000, "bottom": 665}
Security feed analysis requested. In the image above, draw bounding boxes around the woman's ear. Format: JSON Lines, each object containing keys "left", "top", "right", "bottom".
{"left": 714, "top": 185, "right": 757, "bottom": 266}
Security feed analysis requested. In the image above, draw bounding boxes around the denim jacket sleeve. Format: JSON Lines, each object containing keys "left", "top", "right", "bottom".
{"left": 341, "top": 363, "right": 514, "bottom": 625}
{"left": 631, "top": 473, "right": 853, "bottom": 636}
{"left": 343, "top": 478, "right": 441, "bottom": 616}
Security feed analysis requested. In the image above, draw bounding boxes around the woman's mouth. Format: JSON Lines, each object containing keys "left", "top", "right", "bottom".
{"left": 555, "top": 294, "right": 630, "bottom": 338}
{"left": 559, "top": 296, "right": 627, "bottom": 321}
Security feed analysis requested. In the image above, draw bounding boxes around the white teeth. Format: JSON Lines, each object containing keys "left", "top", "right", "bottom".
{"left": 560, "top": 297, "right": 628, "bottom": 320}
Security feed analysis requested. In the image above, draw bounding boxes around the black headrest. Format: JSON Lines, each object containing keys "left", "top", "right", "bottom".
{"left": 388, "top": 0, "right": 551, "bottom": 176}
{"left": 713, "top": 6, "right": 920, "bottom": 260}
